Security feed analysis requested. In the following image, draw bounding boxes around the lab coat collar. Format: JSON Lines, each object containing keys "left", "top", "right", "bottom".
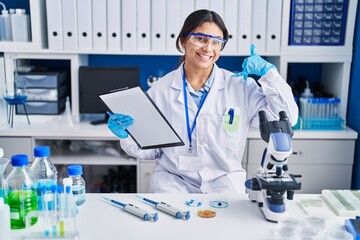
{"left": 172, "top": 62, "right": 225, "bottom": 112}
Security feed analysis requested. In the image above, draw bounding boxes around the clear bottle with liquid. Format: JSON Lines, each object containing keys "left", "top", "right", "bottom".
{"left": 29, "top": 146, "right": 58, "bottom": 210}
{"left": 300, "top": 80, "right": 314, "bottom": 119}
{"left": 0, "top": 9, "right": 12, "bottom": 41}
{"left": 4, "top": 154, "right": 38, "bottom": 229}
{"left": 67, "top": 165, "right": 85, "bottom": 206}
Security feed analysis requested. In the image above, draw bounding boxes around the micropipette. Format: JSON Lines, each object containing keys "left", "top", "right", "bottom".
{"left": 135, "top": 195, "right": 190, "bottom": 220}
{"left": 101, "top": 197, "right": 158, "bottom": 222}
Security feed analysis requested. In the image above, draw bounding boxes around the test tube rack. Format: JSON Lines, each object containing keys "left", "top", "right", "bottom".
{"left": 299, "top": 97, "right": 345, "bottom": 130}
{"left": 24, "top": 210, "right": 79, "bottom": 240}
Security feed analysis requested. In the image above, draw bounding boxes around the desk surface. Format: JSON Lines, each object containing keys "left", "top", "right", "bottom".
{"left": 0, "top": 120, "right": 357, "bottom": 139}
{"left": 11, "top": 193, "right": 349, "bottom": 240}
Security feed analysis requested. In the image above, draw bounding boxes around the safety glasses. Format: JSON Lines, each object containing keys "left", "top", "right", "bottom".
{"left": 187, "top": 32, "right": 227, "bottom": 51}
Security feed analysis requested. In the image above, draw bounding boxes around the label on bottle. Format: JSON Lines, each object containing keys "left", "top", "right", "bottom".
{"left": 72, "top": 185, "right": 85, "bottom": 205}
{"left": 8, "top": 189, "right": 38, "bottom": 229}
{"left": 10, "top": 211, "right": 20, "bottom": 220}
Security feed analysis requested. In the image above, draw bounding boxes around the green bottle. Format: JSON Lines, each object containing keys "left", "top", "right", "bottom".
{"left": 5, "top": 154, "right": 38, "bottom": 229}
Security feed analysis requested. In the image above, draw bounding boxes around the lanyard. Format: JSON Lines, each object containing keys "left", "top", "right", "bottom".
{"left": 182, "top": 69, "right": 209, "bottom": 153}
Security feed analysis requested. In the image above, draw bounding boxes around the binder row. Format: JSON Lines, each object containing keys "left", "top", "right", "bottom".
{"left": 46, "top": 0, "right": 283, "bottom": 53}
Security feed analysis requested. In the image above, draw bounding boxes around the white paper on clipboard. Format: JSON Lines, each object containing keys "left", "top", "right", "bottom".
{"left": 99, "top": 87, "right": 184, "bottom": 149}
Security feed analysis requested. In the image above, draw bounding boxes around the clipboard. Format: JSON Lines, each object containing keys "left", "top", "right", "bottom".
{"left": 99, "top": 86, "right": 184, "bottom": 149}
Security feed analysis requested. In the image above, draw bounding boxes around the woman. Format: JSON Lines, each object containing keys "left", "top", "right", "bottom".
{"left": 108, "top": 9, "right": 298, "bottom": 193}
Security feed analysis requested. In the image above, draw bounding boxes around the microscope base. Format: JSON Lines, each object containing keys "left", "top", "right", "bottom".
{"left": 248, "top": 188, "right": 288, "bottom": 222}
{"left": 260, "top": 195, "right": 288, "bottom": 223}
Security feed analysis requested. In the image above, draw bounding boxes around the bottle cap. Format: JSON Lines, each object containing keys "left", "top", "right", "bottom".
{"left": 11, "top": 154, "right": 28, "bottom": 166}
{"left": 0, "top": 197, "right": 4, "bottom": 205}
{"left": 57, "top": 185, "right": 64, "bottom": 193}
{"left": 1, "top": 10, "right": 8, "bottom": 15}
{"left": 65, "top": 185, "right": 71, "bottom": 194}
{"left": 34, "top": 146, "right": 50, "bottom": 157}
{"left": 68, "top": 164, "right": 83, "bottom": 176}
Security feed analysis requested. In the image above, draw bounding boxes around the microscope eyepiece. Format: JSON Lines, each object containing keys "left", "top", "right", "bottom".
{"left": 259, "top": 110, "right": 268, "bottom": 124}
{"left": 279, "top": 111, "right": 288, "bottom": 121}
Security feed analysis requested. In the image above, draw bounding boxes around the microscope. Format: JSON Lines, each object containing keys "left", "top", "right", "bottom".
{"left": 245, "top": 110, "right": 302, "bottom": 222}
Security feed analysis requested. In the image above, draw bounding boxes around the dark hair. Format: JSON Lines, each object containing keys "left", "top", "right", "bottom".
{"left": 176, "top": 9, "right": 229, "bottom": 62}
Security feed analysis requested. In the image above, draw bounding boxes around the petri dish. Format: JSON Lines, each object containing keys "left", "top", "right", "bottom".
{"left": 304, "top": 216, "right": 326, "bottom": 231}
{"left": 277, "top": 217, "right": 301, "bottom": 231}
{"left": 274, "top": 225, "right": 297, "bottom": 240}
{"left": 326, "top": 229, "right": 353, "bottom": 240}
{"left": 210, "top": 199, "right": 228, "bottom": 208}
{"left": 298, "top": 226, "right": 319, "bottom": 240}
{"left": 197, "top": 209, "right": 216, "bottom": 218}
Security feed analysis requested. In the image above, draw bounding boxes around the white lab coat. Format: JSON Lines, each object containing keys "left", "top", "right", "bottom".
{"left": 120, "top": 63, "right": 298, "bottom": 193}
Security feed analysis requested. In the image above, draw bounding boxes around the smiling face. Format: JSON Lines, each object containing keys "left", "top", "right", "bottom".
{"left": 183, "top": 22, "right": 223, "bottom": 72}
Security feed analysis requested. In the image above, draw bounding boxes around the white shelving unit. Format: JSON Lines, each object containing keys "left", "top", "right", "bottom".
{"left": 0, "top": 0, "right": 358, "bottom": 193}
{"left": 0, "top": 0, "right": 47, "bottom": 51}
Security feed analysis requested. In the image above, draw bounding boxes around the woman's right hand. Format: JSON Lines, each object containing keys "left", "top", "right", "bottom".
{"left": 107, "top": 112, "right": 134, "bottom": 138}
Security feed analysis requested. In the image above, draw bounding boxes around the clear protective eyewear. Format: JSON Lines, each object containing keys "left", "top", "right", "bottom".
{"left": 187, "top": 32, "right": 227, "bottom": 51}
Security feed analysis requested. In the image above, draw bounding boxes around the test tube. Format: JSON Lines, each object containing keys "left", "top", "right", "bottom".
{"left": 64, "top": 185, "right": 78, "bottom": 235}
{"left": 324, "top": 98, "right": 329, "bottom": 119}
{"left": 57, "top": 185, "right": 65, "bottom": 237}
{"left": 41, "top": 186, "right": 50, "bottom": 237}
{"left": 314, "top": 98, "right": 319, "bottom": 119}
{"left": 320, "top": 98, "right": 325, "bottom": 119}
{"left": 329, "top": 98, "right": 334, "bottom": 118}
{"left": 50, "top": 185, "right": 58, "bottom": 237}
{"left": 334, "top": 98, "right": 340, "bottom": 118}
{"left": 308, "top": 98, "right": 314, "bottom": 119}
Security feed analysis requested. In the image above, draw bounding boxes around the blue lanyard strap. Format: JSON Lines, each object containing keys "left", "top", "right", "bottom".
{"left": 182, "top": 69, "right": 209, "bottom": 153}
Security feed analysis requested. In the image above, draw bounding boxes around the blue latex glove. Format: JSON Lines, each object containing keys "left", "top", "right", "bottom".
{"left": 233, "top": 44, "right": 276, "bottom": 81}
{"left": 107, "top": 112, "right": 134, "bottom": 139}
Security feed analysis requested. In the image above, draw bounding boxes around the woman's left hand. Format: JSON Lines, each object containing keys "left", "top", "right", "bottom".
{"left": 233, "top": 44, "right": 276, "bottom": 81}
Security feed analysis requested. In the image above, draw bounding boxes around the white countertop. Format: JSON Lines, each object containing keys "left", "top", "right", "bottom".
{"left": 0, "top": 118, "right": 357, "bottom": 140}
{"left": 10, "top": 193, "right": 351, "bottom": 240}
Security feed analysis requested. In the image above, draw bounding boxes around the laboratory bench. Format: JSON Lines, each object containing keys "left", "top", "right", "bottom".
{"left": 0, "top": 116, "right": 357, "bottom": 139}
{"left": 10, "top": 193, "right": 354, "bottom": 240}
{"left": 0, "top": 119, "right": 357, "bottom": 194}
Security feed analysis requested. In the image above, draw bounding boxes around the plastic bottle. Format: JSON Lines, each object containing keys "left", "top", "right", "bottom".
{"left": 0, "top": 197, "right": 10, "bottom": 240}
{"left": 61, "top": 96, "right": 73, "bottom": 126}
{"left": 300, "top": 80, "right": 314, "bottom": 119}
{"left": 0, "top": 8, "right": 13, "bottom": 41}
{"left": 11, "top": 8, "right": 30, "bottom": 42}
{"left": 67, "top": 165, "right": 85, "bottom": 206}
{"left": 301, "top": 80, "right": 314, "bottom": 99}
{"left": 29, "top": 146, "right": 58, "bottom": 210}
{"left": 4, "top": 154, "right": 38, "bottom": 229}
